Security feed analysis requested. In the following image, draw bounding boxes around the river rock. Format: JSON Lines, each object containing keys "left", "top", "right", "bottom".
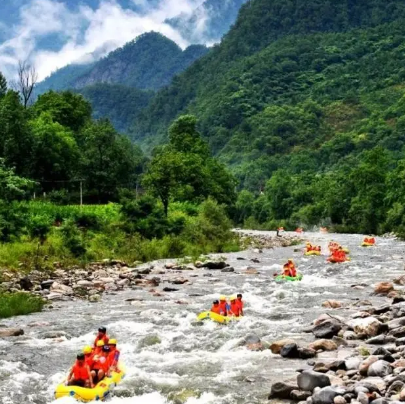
{"left": 389, "top": 318, "right": 405, "bottom": 330}
{"left": 322, "top": 300, "right": 342, "bottom": 309}
{"left": 349, "top": 317, "right": 382, "bottom": 337}
{"left": 399, "top": 387, "right": 405, "bottom": 401}
{"left": 41, "top": 331, "right": 68, "bottom": 339}
{"left": 343, "top": 331, "right": 357, "bottom": 340}
{"left": 163, "top": 287, "right": 179, "bottom": 292}
{"left": 268, "top": 382, "right": 298, "bottom": 399}
{"left": 360, "top": 356, "right": 379, "bottom": 376}
{"left": 374, "top": 282, "right": 394, "bottom": 295}
{"left": 202, "top": 261, "right": 227, "bottom": 270}
{"left": 270, "top": 338, "right": 296, "bottom": 354}
{"left": 280, "top": 343, "right": 299, "bottom": 358}
{"left": 291, "top": 390, "right": 312, "bottom": 400}
{"left": 309, "top": 339, "right": 338, "bottom": 352}
{"left": 357, "top": 378, "right": 386, "bottom": 392}
{"left": 19, "top": 276, "right": 33, "bottom": 291}
{"left": 386, "top": 380, "right": 404, "bottom": 397}
{"left": 244, "top": 334, "right": 264, "bottom": 351}
{"left": 89, "top": 294, "right": 101, "bottom": 303}
{"left": 313, "top": 320, "right": 342, "bottom": 339}
{"left": 0, "top": 328, "right": 24, "bottom": 337}
{"left": 50, "top": 282, "right": 73, "bottom": 295}
{"left": 117, "top": 278, "right": 130, "bottom": 287}
{"left": 334, "top": 396, "right": 346, "bottom": 404}
{"left": 357, "top": 392, "right": 369, "bottom": 404}
{"left": 76, "top": 280, "right": 93, "bottom": 287}
{"left": 312, "top": 386, "right": 346, "bottom": 404}
{"left": 394, "top": 276, "right": 405, "bottom": 286}
{"left": 345, "top": 357, "right": 361, "bottom": 370}
{"left": 366, "top": 335, "right": 397, "bottom": 345}
{"left": 98, "top": 277, "right": 115, "bottom": 284}
{"left": 297, "top": 370, "right": 331, "bottom": 391}
{"left": 390, "top": 326, "right": 405, "bottom": 339}
{"left": 40, "top": 280, "right": 55, "bottom": 290}
{"left": 93, "top": 269, "right": 108, "bottom": 278}
{"left": 221, "top": 267, "right": 235, "bottom": 273}
{"left": 367, "top": 360, "right": 392, "bottom": 377}
{"left": 298, "top": 348, "right": 317, "bottom": 359}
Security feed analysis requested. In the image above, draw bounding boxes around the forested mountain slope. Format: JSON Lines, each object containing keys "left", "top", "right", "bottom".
{"left": 130, "top": 0, "right": 405, "bottom": 234}
{"left": 38, "top": 33, "right": 209, "bottom": 93}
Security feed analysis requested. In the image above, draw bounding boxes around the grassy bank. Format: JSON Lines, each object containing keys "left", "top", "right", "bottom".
{"left": 0, "top": 198, "right": 240, "bottom": 271}
{"left": 0, "top": 292, "right": 45, "bottom": 318}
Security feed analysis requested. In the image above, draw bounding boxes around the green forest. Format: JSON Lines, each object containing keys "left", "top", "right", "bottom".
{"left": 0, "top": 72, "right": 238, "bottom": 273}
{"left": 128, "top": 0, "right": 405, "bottom": 236}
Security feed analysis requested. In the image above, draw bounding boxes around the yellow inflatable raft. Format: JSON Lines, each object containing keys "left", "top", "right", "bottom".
{"left": 304, "top": 250, "right": 321, "bottom": 256}
{"left": 362, "top": 242, "right": 375, "bottom": 247}
{"left": 197, "top": 311, "right": 241, "bottom": 324}
{"left": 54, "top": 364, "right": 126, "bottom": 402}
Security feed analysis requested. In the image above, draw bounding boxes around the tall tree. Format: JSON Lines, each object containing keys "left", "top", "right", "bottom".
{"left": 16, "top": 61, "right": 38, "bottom": 108}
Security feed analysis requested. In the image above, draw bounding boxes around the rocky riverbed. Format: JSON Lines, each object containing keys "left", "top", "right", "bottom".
{"left": 0, "top": 231, "right": 404, "bottom": 404}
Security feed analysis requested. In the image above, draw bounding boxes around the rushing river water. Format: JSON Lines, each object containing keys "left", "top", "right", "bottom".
{"left": 0, "top": 231, "right": 404, "bottom": 404}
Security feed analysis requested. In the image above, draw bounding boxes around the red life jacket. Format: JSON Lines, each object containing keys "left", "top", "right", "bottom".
{"left": 92, "top": 354, "right": 110, "bottom": 372}
{"left": 290, "top": 267, "right": 297, "bottom": 277}
{"left": 84, "top": 354, "right": 94, "bottom": 368}
{"left": 73, "top": 362, "right": 89, "bottom": 380}
{"left": 94, "top": 334, "right": 109, "bottom": 347}
{"left": 109, "top": 348, "right": 120, "bottom": 366}
{"left": 211, "top": 305, "right": 221, "bottom": 314}
{"left": 230, "top": 302, "right": 240, "bottom": 316}
{"left": 236, "top": 299, "right": 244, "bottom": 312}
{"left": 219, "top": 301, "right": 227, "bottom": 315}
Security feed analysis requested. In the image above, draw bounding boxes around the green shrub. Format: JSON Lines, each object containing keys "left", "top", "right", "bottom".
{"left": 60, "top": 220, "right": 87, "bottom": 257}
{"left": 0, "top": 292, "right": 45, "bottom": 318}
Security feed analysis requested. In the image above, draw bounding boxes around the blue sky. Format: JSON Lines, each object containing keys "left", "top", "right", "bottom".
{"left": 0, "top": 0, "right": 215, "bottom": 81}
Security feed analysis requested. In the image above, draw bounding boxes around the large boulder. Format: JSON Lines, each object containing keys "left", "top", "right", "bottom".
{"left": 0, "top": 328, "right": 24, "bottom": 337}
{"left": 268, "top": 382, "right": 298, "bottom": 399}
{"left": 270, "top": 338, "right": 296, "bottom": 354}
{"left": 322, "top": 300, "right": 342, "bottom": 309}
{"left": 349, "top": 317, "right": 382, "bottom": 338}
{"left": 313, "top": 320, "right": 342, "bottom": 339}
{"left": 367, "top": 360, "right": 392, "bottom": 377}
{"left": 312, "top": 386, "right": 347, "bottom": 404}
{"left": 374, "top": 282, "right": 394, "bottom": 295}
{"left": 297, "top": 370, "right": 331, "bottom": 392}
{"left": 309, "top": 339, "right": 338, "bottom": 352}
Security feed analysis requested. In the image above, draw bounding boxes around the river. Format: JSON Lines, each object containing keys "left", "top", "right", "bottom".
{"left": 0, "top": 231, "right": 403, "bottom": 404}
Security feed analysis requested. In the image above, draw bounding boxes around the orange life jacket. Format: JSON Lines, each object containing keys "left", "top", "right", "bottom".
{"left": 211, "top": 304, "right": 221, "bottom": 314}
{"left": 236, "top": 299, "right": 244, "bottom": 312}
{"left": 84, "top": 354, "right": 94, "bottom": 368}
{"left": 108, "top": 348, "right": 120, "bottom": 367}
{"left": 72, "top": 361, "right": 89, "bottom": 380}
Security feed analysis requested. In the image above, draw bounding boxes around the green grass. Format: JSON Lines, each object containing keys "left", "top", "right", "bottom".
{"left": 0, "top": 292, "right": 45, "bottom": 318}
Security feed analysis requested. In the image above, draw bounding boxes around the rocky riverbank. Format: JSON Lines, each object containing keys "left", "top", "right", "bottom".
{"left": 0, "top": 233, "right": 302, "bottom": 303}
{"left": 268, "top": 276, "right": 405, "bottom": 404}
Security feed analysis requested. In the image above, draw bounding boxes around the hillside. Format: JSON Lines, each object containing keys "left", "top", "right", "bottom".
{"left": 38, "top": 33, "right": 209, "bottom": 93}
{"left": 130, "top": 0, "right": 405, "bottom": 234}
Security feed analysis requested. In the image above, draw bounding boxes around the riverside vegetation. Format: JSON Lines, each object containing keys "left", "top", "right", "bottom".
{"left": 0, "top": 75, "right": 239, "bottom": 317}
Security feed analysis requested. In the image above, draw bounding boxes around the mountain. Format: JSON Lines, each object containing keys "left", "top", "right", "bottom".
{"left": 130, "top": 0, "right": 405, "bottom": 233}
{"left": 38, "top": 33, "right": 209, "bottom": 93}
{"left": 132, "top": 0, "right": 405, "bottom": 147}
{"left": 166, "top": 0, "right": 248, "bottom": 43}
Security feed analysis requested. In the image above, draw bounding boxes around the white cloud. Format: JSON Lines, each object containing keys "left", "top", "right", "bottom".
{"left": 0, "top": 0, "right": 208, "bottom": 82}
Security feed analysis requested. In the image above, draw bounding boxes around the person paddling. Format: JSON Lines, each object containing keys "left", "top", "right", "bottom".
{"left": 210, "top": 300, "right": 221, "bottom": 314}
{"left": 94, "top": 327, "right": 109, "bottom": 348}
{"left": 218, "top": 295, "right": 229, "bottom": 316}
{"left": 236, "top": 293, "right": 244, "bottom": 316}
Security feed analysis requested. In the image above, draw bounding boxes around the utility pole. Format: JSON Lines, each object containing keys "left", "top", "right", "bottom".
{"left": 80, "top": 180, "right": 83, "bottom": 208}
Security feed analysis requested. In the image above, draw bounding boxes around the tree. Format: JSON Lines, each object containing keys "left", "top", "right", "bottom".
{"left": 16, "top": 61, "right": 38, "bottom": 108}
{"left": 33, "top": 91, "right": 92, "bottom": 133}
{"left": 144, "top": 115, "right": 236, "bottom": 215}
{"left": 0, "top": 72, "right": 7, "bottom": 98}
{"left": 0, "top": 91, "right": 33, "bottom": 177}
{"left": 80, "top": 119, "right": 143, "bottom": 202}
{"left": 30, "top": 112, "right": 80, "bottom": 186}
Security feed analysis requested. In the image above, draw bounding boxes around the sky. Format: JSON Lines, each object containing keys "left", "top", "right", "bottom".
{"left": 0, "top": 0, "right": 213, "bottom": 82}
